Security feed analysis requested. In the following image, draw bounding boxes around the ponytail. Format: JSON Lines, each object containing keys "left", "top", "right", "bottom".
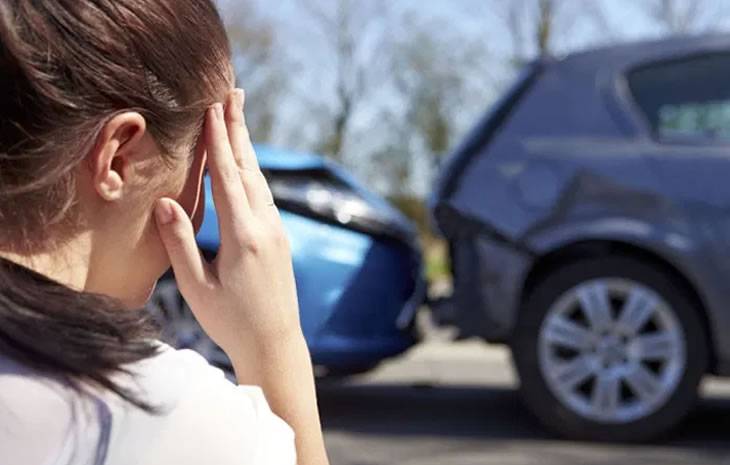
{"left": 0, "top": 258, "right": 160, "bottom": 410}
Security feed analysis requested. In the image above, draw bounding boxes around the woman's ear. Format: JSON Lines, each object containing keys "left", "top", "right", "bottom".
{"left": 89, "top": 112, "right": 147, "bottom": 202}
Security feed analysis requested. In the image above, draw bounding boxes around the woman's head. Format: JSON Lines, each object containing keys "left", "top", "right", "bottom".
{"left": 0, "top": 0, "right": 233, "bottom": 409}
{"left": 0, "top": 0, "right": 233, "bottom": 306}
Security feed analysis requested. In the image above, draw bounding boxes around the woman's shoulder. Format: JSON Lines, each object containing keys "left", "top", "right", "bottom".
{"left": 107, "top": 343, "right": 296, "bottom": 465}
{"left": 125, "top": 342, "right": 271, "bottom": 413}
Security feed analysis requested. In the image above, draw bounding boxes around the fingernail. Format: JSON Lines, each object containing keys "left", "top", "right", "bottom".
{"left": 155, "top": 200, "right": 174, "bottom": 225}
{"left": 214, "top": 102, "right": 224, "bottom": 119}
{"left": 236, "top": 89, "right": 245, "bottom": 109}
{"left": 208, "top": 105, "right": 218, "bottom": 121}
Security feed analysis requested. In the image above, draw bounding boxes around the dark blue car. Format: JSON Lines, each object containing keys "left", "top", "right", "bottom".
{"left": 149, "top": 145, "right": 424, "bottom": 376}
{"left": 432, "top": 34, "right": 730, "bottom": 441}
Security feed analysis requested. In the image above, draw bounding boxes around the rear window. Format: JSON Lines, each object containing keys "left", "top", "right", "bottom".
{"left": 628, "top": 53, "right": 730, "bottom": 141}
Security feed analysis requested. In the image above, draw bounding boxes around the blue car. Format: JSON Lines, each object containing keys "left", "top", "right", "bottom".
{"left": 149, "top": 145, "right": 424, "bottom": 376}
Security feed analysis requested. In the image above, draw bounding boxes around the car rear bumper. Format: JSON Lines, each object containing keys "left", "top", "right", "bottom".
{"left": 434, "top": 232, "right": 532, "bottom": 343}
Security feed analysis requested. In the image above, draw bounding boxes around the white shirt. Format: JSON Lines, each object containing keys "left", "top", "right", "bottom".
{"left": 0, "top": 344, "right": 296, "bottom": 465}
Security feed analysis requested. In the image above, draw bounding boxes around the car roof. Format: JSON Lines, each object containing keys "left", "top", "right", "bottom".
{"left": 558, "top": 33, "right": 730, "bottom": 74}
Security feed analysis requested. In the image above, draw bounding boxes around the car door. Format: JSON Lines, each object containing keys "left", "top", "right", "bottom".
{"left": 626, "top": 52, "right": 730, "bottom": 276}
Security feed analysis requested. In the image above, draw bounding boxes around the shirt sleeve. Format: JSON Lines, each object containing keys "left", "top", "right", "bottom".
{"left": 146, "top": 347, "right": 298, "bottom": 465}
{"left": 240, "top": 385, "right": 298, "bottom": 465}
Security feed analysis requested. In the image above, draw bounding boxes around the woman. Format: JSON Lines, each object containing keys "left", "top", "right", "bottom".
{"left": 0, "top": 1, "right": 329, "bottom": 464}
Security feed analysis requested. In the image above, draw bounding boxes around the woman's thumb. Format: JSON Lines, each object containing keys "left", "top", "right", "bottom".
{"left": 154, "top": 198, "right": 209, "bottom": 295}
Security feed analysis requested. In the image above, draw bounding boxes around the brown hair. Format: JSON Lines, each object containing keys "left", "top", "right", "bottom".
{"left": 0, "top": 1, "right": 231, "bottom": 409}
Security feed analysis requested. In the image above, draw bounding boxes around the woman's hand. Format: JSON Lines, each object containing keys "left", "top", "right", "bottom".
{"left": 154, "top": 89, "right": 301, "bottom": 358}
{"left": 155, "top": 89, "right": 330, "bottom": 465}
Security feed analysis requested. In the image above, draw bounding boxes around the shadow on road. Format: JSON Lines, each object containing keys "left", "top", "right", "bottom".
{"left": 318, "top": 384, "right": 548, "bottom": 440}
{"left": 317, "top": 383, "right": 730, "bottom": 449}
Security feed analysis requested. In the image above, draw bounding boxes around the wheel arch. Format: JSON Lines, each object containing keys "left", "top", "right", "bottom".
{"left": 519, "top": 239, "right": 716, "bottom": 372}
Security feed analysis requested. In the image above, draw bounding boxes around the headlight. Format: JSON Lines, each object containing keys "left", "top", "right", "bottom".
{"left": 265, "top": 169, "right": 416, "bottom": 242}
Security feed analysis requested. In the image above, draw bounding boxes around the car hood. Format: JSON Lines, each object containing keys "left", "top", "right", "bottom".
{"left": 197, "top": 144, "right": 418, "bottom": 248}
{"left": 255, "top": 144, "right": 326, "bottom": 171}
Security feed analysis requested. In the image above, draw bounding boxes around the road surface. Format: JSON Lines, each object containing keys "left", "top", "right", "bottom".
{"left": 318, "top": 337, "right": 730, "bottom": 465}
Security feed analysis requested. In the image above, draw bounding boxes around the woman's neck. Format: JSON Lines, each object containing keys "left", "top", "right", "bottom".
{"left": 0, "top": 236, "right": 92, "bottom": 291}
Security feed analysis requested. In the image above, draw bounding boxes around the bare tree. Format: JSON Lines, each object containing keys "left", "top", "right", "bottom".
{"left": 502, "top": 0, "right": 562, "bottom": 65}
{"left": 387, "top": 17, "right": 491, "bottom": 193}
{"left": 535, "top": 0, "right": 555, "bottom": 55}
{"left": 498, "top": 0, "right": 616, "bottom": 66}
{"left": 298, "top": 0, "right": 391, "bottom": 161}
{"left": 642, "top": 0, "right": 727, "bottom": 35}
{"left": 223, "top": 0, "right": 287, "bottom": 143}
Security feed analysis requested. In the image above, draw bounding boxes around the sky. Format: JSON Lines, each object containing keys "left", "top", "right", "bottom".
{"left": 233, "top": 0, "right": 728, "bottom": 59}
{"left": 217, "top": 0, "right": 730, "bottom": 195}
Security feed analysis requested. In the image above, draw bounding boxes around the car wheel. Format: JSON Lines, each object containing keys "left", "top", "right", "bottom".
{"left": 512, "top": 256, "right": 708, "bottom": 441}
{"left": 147, "top": 278, "right": 234, "bottom": 377}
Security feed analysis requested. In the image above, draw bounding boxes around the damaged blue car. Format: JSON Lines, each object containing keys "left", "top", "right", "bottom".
{"left": 150, "top": 145, "right": 423, "bottom": 378}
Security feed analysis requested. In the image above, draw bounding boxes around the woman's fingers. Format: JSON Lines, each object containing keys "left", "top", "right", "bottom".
{"left": 155, "top": 198, "right": 212, "bottom": 303}
{"left": 223, "top": 89, "right": 275, "bottom": 211}
{"left": 205, "top": 103, "right": 251, "bottom": 246}
{"left": 225, "top": 90, "right": 259, "bottom": 172}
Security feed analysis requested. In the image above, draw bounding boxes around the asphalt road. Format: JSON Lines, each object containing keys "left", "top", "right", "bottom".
{"left": 317, "top": 339, "right": 730, "bottom": 465}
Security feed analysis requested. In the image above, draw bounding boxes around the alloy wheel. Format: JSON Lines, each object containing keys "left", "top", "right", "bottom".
{"left": 537, "top": 278, "right": 686, "bottom": 423}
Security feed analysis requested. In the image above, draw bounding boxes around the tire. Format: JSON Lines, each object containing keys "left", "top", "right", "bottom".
{"left": 511, "top": 256, "right": 708, "bottom": 442}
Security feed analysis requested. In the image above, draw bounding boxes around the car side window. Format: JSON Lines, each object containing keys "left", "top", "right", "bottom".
{"left": 628, "top": 53, "right": 730, "bottom": 141}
